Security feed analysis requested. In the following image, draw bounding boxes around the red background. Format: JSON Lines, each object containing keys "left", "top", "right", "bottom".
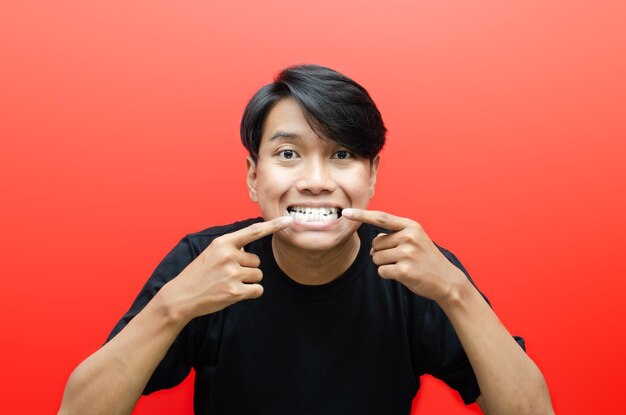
{"left": 1, "top": 1, "right": 625, "bottom": 413}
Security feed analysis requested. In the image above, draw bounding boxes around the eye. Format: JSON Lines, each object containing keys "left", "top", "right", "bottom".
{"left": 278, "top": 149, "right": 299, "bottom": 159}
{"left": 332, "top": 150, "right": 352, "bottom": 160}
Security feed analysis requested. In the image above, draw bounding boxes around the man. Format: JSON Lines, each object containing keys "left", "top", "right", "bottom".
{"left": 59, "top": 65, "right": 553, "bottom": 414}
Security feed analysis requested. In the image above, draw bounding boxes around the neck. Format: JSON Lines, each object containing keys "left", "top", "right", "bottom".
{"left": 271, "top": 232, "right": 361, "bottom": 286}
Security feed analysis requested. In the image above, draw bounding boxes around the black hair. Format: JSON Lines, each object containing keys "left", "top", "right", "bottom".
{"left": 240, "top": 64, "right": 386, "bottom": 161}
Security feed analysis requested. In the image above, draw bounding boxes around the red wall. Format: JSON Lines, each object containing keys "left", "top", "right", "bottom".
{"left": 2, "top": 1, "right": 624, "bottom": 413}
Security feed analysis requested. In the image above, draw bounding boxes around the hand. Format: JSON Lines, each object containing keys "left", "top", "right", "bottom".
{"left": 165, "top": 216, "right": 293, "bottom": 319}
{"left": 342, "top": 208, "right": 466, "bottom": 303}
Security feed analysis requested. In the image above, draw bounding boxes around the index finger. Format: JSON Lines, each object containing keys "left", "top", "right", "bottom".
{"left": 341, "top": 208, "right": 413, "bottom": 232}
{"left": 227, "top": 216, "right": 294, "bottom": 248}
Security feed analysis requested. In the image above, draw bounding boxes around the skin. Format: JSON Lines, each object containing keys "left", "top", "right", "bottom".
{"left": 58, "top": 216, "right": 294, "bottom": 415}
{"left": 341, "top": 208, "right": 554, "bottom": 414}
{"left": 59, "top": 97, "right": 553, "bottom": 414}
{"left": 246, "top": 97, "right": 379, "bottom": 285}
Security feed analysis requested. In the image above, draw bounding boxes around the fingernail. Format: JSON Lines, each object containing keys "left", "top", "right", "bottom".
{"left": 342, "top": 208, "right": 354, "bottom": 217}
{"left": 369, "top": 247, "right": 374, "bottom": 255}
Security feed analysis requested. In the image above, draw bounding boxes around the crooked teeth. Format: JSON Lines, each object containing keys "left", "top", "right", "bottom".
{"left": 287, "top": 206, "right": 340, "bottom": 222}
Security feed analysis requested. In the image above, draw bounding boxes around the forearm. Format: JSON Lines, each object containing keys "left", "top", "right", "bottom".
{"left": 58, "top": 284, "right": 191, "bottom": 415}
{"left": 439, "top": 274, "right": 553, "bottom": 415}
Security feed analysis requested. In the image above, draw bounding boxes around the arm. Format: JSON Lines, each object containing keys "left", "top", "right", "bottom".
{"left": 58, "top": 216, "right": 293, "bottom": 415}
{"left": 59, "top": 287, "right": 191, "bottom": 415}
{"left": 439, "top": 268, "right": 553, "bottom": 415}
{"left": 342, "top": 209, "right": 553, "bottom": 415}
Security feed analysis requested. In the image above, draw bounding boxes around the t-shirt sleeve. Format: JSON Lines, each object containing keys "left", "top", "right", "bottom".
{"left": 105, "top": 236, "right": 204, "bottom": 395}
{"left": 416, "top": 246, "right": 526, "bottom": 405}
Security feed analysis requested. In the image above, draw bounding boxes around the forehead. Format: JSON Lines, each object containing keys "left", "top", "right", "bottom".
{"left": 261, "top": 98, "right": 325, "bottom": 144}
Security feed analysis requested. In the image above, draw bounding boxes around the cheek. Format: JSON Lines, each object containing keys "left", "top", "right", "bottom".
{"left": 341, "top": 169, "right": 374, "bottom": 205}
{"left": 255, "top": 167, "right": 291, "bottom": 211}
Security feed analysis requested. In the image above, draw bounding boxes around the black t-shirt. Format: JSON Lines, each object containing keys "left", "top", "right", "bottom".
{"left": 108, "top": 218, "right": 525, "bottom": 414}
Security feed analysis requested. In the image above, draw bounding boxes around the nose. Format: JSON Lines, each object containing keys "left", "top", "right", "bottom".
{"left": 295, "top": 158, "right": 337, "bottom": 194}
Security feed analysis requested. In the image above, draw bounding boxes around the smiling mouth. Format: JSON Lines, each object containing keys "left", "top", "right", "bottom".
{"left": 287, "top": 206, "right": 342, "bottom": 223}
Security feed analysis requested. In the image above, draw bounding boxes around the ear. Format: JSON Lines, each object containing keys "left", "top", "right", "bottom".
{"left": 369, "top": 155, "right": 380, "bottom": 198}
{"left": 246, "top": 157, "right": 258, "bottom": 202}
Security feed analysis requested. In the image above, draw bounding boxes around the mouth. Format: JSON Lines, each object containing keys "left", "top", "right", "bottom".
{"left": 286, "top": 206, "right": 343, "bottom": 223}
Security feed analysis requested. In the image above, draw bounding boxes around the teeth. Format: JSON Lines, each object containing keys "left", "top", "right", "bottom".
{"left": 287, "top": 206, "right": 341, "bottom": 222}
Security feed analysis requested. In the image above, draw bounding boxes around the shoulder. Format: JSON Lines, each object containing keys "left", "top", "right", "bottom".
{"left": 188, "top": 217, "right": 263, "bottom": 238}
{"left": 184, "top": 217, "right": 263, "bottom": 251}
{"left": 359, "top": 223, "right": 456, "bottom": 256}
{"left": 435, "top": 244, "right": 463, "bottom": 268}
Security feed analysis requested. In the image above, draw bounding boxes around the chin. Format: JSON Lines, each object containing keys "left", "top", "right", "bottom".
{"left": 275, "top": 222, "right": 359, "bottom": 253}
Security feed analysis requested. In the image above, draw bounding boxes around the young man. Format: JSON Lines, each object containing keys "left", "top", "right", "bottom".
{"left": 59, "top": 65, "right": 553, "bottom": 414}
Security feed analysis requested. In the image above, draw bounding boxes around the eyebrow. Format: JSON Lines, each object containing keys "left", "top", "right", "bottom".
{"left": 269, "top": 131, "right": 301, "bottom": 141}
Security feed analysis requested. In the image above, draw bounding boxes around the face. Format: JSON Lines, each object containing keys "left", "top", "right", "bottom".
{"left": 247, "top": 98, "right": 380, "bottom": 253}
